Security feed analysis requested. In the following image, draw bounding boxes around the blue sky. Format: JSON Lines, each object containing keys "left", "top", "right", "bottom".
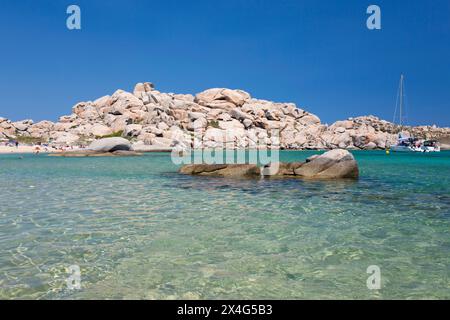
{"left": 0, "top": 0, "right": 449, "bottom": 126}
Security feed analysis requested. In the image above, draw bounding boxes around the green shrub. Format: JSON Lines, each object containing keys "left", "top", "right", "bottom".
{"left": 96, "top": 130, "right": 124, "bottom": 139}
{"left": 208, "top": 120, "right": 220, "bottom": 129}
{"left": 15, "top": 136, "right": 46, "bottom": 144}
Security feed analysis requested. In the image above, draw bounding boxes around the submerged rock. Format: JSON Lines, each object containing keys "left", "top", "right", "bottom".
{"left": 179, "top": 149, "right": 359, "bottom": 179}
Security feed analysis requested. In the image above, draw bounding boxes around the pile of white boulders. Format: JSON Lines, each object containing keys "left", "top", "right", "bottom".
{"left": 1, "top": 82, "right": 449, "bottom": 150}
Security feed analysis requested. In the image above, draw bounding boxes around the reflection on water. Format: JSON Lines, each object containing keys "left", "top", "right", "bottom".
{"left": 0, "top": 151, "right": 449, "bottom": 299}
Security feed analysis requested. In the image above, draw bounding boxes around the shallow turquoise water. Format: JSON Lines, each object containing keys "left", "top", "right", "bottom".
{"left": 0, "top": 151, "right": 449, "bottom": 299}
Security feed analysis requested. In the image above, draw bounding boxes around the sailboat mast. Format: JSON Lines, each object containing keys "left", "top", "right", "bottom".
{"left": 399, "top": 74, "right": 404, "bottom": 127}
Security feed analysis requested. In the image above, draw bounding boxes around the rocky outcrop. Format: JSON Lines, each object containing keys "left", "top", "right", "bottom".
{"left": 292, "top": 149, "right": 359, "bottom": 179}
{"left": 323, "top": 116, "right": 450, "bottom": 150}
{"left": 437, "top": 136, "right": 450, "bottom": 150}
{"left": 0, "top": 117, "right": 17, "bottom": 139}
{"left": 51, "top": 132, "right": 80, "bottom": 145}
{"left": 195, "top": 88, "right": 251, "bottom": 109}
{"left": 179, "top": 149, "right": 359, "bottom": 179}
{"left": 87, "top": 137, "right": 132, "bottom": 152}
{"left": 49, "top": 150, "right": 143, "bottom": 157}
{"left": 180, "top": 164, "right": 261, "bottom": 177}
{"left": 1, "top": 82, "right": 449, "bottom": 150}
{"left": 48, "top": 137, "right": 139, "bottom": 157}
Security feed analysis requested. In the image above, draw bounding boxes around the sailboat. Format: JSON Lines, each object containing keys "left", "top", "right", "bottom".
{"left": 390, "top": 75, "right": 440, "bottom": 153}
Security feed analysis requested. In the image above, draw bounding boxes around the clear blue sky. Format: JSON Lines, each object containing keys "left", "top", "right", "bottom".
{"left": 0, "top": 0, "right": 449, "bottom": 126}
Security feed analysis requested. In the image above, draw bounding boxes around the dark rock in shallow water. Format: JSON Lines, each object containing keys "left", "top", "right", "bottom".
{"left": 179, "top": 164, "right": 261, "bottom": 177}
{"left": 179, "top": 149, "right": 359, "bottom": 180}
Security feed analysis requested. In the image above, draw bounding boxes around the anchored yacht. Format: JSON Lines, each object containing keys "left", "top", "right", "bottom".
{"left": 390, "top": 75, "right": 440, "bottom": 153}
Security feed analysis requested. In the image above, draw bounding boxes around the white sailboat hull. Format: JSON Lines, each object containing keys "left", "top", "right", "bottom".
{"left": 390, "top": 145, "right": 441, "bottom": 153}
{"left": 421, "top": 146, "right": 441, "bottom": 153}
{"left": 390, "top": 145, "right": 422, "bottom": 153}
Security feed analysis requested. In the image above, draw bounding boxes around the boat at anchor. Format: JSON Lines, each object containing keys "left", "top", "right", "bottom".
{"left": 390, "top": 75, "right": 440, "bottom": 153}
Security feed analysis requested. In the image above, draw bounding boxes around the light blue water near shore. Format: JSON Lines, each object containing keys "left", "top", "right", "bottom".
{"left": 0, "top": 151, "right": 449, "bottom": 299}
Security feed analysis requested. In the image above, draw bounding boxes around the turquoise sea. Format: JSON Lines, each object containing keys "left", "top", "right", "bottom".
{"left": 0, "top": 151, "right": 449, "bottom": 299}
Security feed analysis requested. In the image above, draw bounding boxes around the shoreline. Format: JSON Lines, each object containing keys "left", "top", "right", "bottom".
{"left": 0, "top": 145, "right": 81, "bottom": 154}
{"left": 2, "top": 146, "right": 449, "bottom": 155}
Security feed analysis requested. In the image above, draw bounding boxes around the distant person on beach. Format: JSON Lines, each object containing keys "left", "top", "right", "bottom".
{"left": 15, "top": 141, "right": 19, "bottom": 148}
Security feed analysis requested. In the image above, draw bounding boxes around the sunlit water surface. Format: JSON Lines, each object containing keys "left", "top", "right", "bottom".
{"left": 0, "top": 151, "right": 449, "bottom": 299}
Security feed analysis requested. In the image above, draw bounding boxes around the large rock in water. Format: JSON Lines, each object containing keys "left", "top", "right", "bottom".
{"left": 179, "top": 149, "right": 359, "bottom": 179}
{"left": 179, "top": 164, "right": 261, "bottom": 177}
{"left": 87, "top": 137, "right": 132, "bottom": 152}
{"left": 292, "top": 149, "right": 359, "bottom": 179}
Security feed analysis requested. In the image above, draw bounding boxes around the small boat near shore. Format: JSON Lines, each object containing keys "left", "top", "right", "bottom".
{"left": 390, "top": 136, "right": 440, "bottom": 153}
{"left": 390, "top": 75, "right": 440, "bottom": 153}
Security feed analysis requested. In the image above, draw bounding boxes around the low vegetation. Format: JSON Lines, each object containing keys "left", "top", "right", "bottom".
{"left": 208, "top": 120, "right": 220, "bottom": 129}
{"left": 15, "top": 136, "right": 46, "bottom": 145}
{"left": 96, "top": 130, "right": 124, "bottom": 139}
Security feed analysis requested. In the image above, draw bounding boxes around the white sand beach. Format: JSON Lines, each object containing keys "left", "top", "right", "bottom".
{"left": 0, "top": 145, "right": 81, "bottom": 154}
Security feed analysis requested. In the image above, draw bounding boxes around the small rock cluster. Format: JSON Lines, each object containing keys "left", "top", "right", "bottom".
{"left": 179, "top": 149, "right": 359, "bottom": 180}
{"left": 1, "top": 82, "right": 449, "bottom": 150}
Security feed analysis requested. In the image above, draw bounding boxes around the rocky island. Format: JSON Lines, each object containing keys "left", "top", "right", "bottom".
{"left": 1, "top": 82, "right": 449, "bottom": 151}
